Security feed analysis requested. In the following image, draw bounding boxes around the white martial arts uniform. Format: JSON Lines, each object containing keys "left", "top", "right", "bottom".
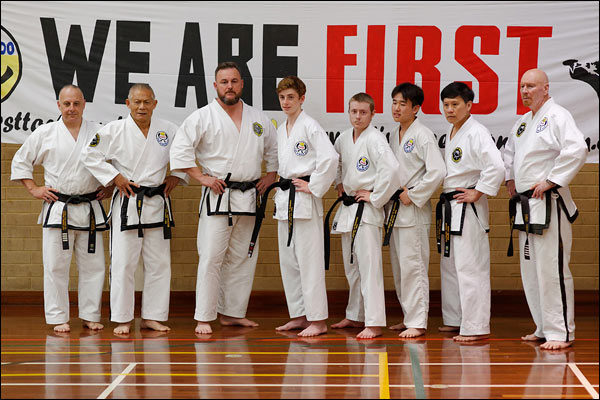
{"left": 439, "top": 116, "right": 504, "bottom": 336}
{"left": 11, "top": 119, "right": 108, "bottom": 325}
{"left": 170, "top": 99, "right": 278, "bottom": 322}
{"left": 331, "top": 125, "right": 402, "bottom": 327}
{"left": 273, "top": 111, "right": 338, "bottom": 321}
{"left": 503, "top": 98, "right": 586, "bottom": 342}
{"left": 83, "top": 115, "right": 186, "bottom": 323}
{"left": 386, "top": 118, "right": 445, "bottom": 329}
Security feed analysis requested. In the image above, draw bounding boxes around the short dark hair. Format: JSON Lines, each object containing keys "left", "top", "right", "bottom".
{"left": 440, "top": 81, "right": 474, "bottom": 103}
{"left": 348, "top": 92, "right": 375, "bottom": 112}
{"left": 215, "top": 61, "right": 242, "bottom": 78}
{"left": 391, "top": 83, "right": 424, "bottom": 106}
{"left": 277, "top": 76, "right": 306, "bottom": 97}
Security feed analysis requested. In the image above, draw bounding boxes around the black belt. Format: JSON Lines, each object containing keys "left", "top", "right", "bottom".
{"left": 56, "top": 190, "right": 100, "bottom": 253}
{"left": 323, "top": 192, "right": 365, "bottom": 270}
{"left": 247, "top": 175, "right": 310, "bottom": 258}
{"left": 215, "top": 173, "right": 260, "bottom": 227}
{"left": 382, "top": 187, "right": 414, "bottom": 246}
{"left": 435, "top": 188, "right": 478, "bottom": 258}
{"left": 507, "top": 189, "right": 534, "bottom": 260}
{"left": 120, "top": 183, "right": 172, "bottom": 239}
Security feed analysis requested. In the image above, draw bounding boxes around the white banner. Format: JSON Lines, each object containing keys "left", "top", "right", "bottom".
{"left": 1, "top": 1, "right": 598, "bottom": 162}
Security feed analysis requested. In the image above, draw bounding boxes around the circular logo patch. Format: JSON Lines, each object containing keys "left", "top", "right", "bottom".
{"left": 516, "top": 122, "right": 526, "bottom": 137}
{"left": 536, "top": 117, "right": 548, "bottom": 133}
{"left": 252, "top": 122, "right": 263, "bottom": 137}
{"left": 1, "top": 25, "right": 23, "bottom": 103}
{"left": 89, "top": 133, "right": 100, "bottom": 147}
{"left": 156, "top": 131, "right": 169, "bottom": 146}
{"left": 294, "top": 141, "right": 308, "bottom": 156}
{"left": 356, "top": 156, "right": 370, "bottom": 172}
{"left": 451, "top": 147, "right": 462, "bottom": 163}
{"left": 403, "top": 138, "right": 415, "bottom": 153}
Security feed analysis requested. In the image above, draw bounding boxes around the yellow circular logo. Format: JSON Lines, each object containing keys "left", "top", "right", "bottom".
{"left": 1, "top": 25, "right": 23, "bottom": 103}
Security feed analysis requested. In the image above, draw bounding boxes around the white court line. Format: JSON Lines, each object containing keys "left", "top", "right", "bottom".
{"left": 3, "top": 361, "right": 596, "bottom": 366}
{"left": 1, "top": 362, "right": 378, "bottom": 366}
{"left": 569, "top": 363, "right": 600, "bottom": 399}
{"left": 96, "top": 362, "right": 136, "bottom": 399}
{"left": 1, "top": 383, "right": 380, "bottom": 388}
{"left": 389, "top": 362, "right": 600, "bottom": 366}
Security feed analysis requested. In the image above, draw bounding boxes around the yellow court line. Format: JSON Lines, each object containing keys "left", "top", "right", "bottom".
{"left": 2, "top": 351, "right": 377, "bottom": 355}
{"left": 378, "top": 352, "right": 390, "bottom": 399}
{"left": 2, "top": 373, "right": 378, "bottom": 378}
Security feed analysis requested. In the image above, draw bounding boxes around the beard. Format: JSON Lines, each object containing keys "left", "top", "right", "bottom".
{"left": 219, "top": 89, "right": 242, "bottom": 105}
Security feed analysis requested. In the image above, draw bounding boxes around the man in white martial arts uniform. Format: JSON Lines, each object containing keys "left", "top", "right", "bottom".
{"left": 504, "top": 69, "right": 586, "bottom": 350}
{"left": 11, "top": 85, "right": 110, "bottom": 333}
{"left": 328, "top": 93, "right": 402, "bottom": 339}
{"left": 83, "top": 83, "right": 186, "bottom": 335}
{"left": 170, "top": 62, "right": 278, "bottom": 335}
{"left": 437, "top": 82, "right": 505, "bottom": 342}
{"left": 264, "top": 76, "right": 338, "bottom": 337}
{"left": 385, "top": 83, "right": 445, "bottom": 338}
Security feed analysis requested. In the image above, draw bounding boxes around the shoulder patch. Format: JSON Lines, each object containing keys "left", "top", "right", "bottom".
{"left": 156, "top": 131, "right": 169, "bottom": 146}
{"left": 253, "top": 122, "right": 263, "bottom": 137}
{"left": 536, "top": 117, "right": 548, "bottom": 133}
{"left": 516, "top": 122, "right": 526, "bottom": 137}
{"left": 356, "top": 156, "right": 370, "bottom": 172}
{"left": 89, "top": 133, "right": 100, "bottom": 147}
{"left": 294, "top": 141, "right": 308, "bottom": 156}
{"left": 451, "top": 147, "right": 462, "bottom": 163}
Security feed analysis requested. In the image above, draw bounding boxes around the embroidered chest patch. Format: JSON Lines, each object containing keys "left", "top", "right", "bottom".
{"left": 89, "top": 133, "right": 100, "bottom": 147}
{"left": 253, "top": 122, "right": 263, "bottom": 137}
{"left": 156, "top": 131, "right": 169, "bottom": 146}
{"left": 516, "top": 122, "right": 526, "bottom": 137}
{"left": 294, "top": 141, "right": 308, "bottom": 156}
{"left": 451, "top": 147, "right": 462, "bottom": 163}
{"left": 404, "top": 138, "right": 415, "bottom": 153}
{"left": 356, "top": 156, "right": 370, "bottom": 172}
{"left": 536, "top": 117, "right": 548, "bottom": 133}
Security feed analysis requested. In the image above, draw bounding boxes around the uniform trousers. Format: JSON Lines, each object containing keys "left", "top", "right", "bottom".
{"left": 389, "top": 223, "right": 430, "bottom": 329}
{"left": 277, "top": 204, "right": 328, "bottom": 321}
{"left": 42, "top": 228, "right": 105, "bottom": 324}
{"left": 194, "top": 212, "right": 258, "bottom": 321}
{"left": 440, "top": 206, "right": 491, "bottom": 336}
{"left": 341, "top": 223, "right": 386, "bottom": 327}
{"left": 519, "top": 194, "right": 575, "bottom": 341}
{"left": 110, "top": 196, "right": 171, "bottom": 323}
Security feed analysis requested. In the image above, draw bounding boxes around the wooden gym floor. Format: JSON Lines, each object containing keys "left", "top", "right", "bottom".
{"left": 1, "top": 291, "right": 598, "bottom": 399}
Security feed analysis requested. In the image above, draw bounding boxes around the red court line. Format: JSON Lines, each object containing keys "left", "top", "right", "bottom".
{"left": 257, "top": 338, "right": 600, "bottom": 342}
{"left": 0, "top": 338, "right": 246, "bottom": 342}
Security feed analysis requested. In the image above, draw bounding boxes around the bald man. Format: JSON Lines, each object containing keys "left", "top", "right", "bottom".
{"left": 11, "top": 85, "right": 111, "bottom": 332}
{"left": 504, "top": 69, "right": 587, "bottom": 350}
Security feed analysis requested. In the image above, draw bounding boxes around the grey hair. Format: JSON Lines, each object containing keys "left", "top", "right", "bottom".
{"left": 128, "top": 83, "right": 155, "bottom": 100}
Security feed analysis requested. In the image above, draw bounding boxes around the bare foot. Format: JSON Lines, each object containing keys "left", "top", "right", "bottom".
{"left": 357, "top": 327, "right": 382, "bottom": 339}
{"left": 331, "top": 318, "right": 365, "bottom": 329}
{"left": 541, "top": 340, "right": 573, "bottom": 350}
{"left": 453, "top": 334, "right": 490, "bottom": 342}
{"left": 438, "top": 325, "right": 460, "bottom": 332}
{"left": 219, "top": 316, "right": 259, "bottom": 327}
{"left": 113, "top": 323, "right": 131, "bottom": 335}
{"left": 276, "top": 316, "right": 309, "bottom": 331}
{"left": 195, "top": 321, "right": 213, "bottom": 334}
{"left": 83, "top": 320, "right": 104, "bottom": 330}
{"left": 298, "top": 321, "right": 327, "bottom": 337}
{"left": 389, "top": 323, "right": 406, "bottom": 331}
{"left": 140, "top": 319, "right": 170, "bottom": 331}
{"left": 521, "top": 333, "right": 545, "bottom": 342}
{"left": 399, "top": 328, "right": 426, "bottom": 338}
{"left": 53, "top": 323, "right": 70, "bottom": 333}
